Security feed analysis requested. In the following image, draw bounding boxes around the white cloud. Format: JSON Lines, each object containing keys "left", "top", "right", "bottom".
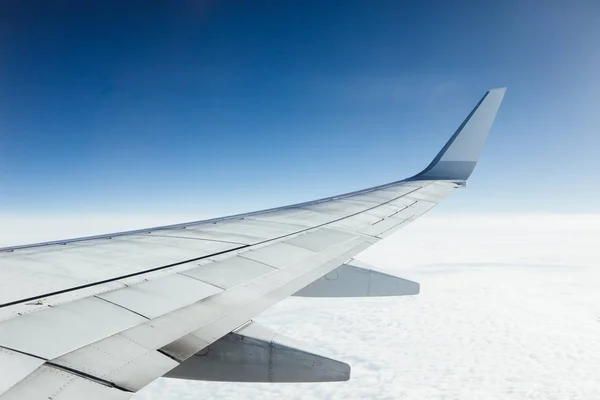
{"left": 3, "top": 213, "right": 599, "bottom": 399}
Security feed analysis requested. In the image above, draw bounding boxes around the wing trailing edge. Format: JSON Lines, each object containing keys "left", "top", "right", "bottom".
{"left": 408, "top": 87, "right": 506, "bottom": 182}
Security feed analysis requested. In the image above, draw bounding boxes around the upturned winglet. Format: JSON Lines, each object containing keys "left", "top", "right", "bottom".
{"left": 408, "top": 87, "right": 506, "bottom": 182}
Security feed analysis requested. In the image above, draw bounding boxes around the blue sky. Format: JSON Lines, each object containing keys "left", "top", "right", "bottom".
{"left": 1, "top": 0, "right": 599, "bottom": 216}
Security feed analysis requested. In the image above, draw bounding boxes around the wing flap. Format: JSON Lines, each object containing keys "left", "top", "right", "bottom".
{"left": 54, "top": 340, "right": 177, "bottom": 393}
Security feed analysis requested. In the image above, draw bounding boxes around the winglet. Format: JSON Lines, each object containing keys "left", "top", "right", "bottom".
{"left": 409, "top": 87, "right": 506, "bottom": 182}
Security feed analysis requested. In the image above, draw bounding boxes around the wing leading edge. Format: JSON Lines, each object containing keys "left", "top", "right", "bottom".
{"left": 0, "top": 88, "right": 506, "bottom": 399}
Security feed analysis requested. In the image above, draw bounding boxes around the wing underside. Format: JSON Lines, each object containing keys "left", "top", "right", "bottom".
{"left": 0, "top": 88, "right": 505, "bottom": 399}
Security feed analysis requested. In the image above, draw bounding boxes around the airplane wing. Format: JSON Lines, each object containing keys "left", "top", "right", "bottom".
{"left": 0, "top": 88, "right": 506, "bottom": 399}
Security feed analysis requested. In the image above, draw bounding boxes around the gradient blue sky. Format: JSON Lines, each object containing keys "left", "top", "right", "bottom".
{"left": 1, "top": 0, "right": 599, "bottom": 217}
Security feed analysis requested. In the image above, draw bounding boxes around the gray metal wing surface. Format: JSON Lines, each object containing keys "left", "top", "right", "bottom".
{"left": 0, "top": 88, "right": 506, "bottom": 399}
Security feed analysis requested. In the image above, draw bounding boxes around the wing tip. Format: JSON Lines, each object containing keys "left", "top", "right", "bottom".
{"left": 408, "top": 87, "right": 506, "bottom": 182}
